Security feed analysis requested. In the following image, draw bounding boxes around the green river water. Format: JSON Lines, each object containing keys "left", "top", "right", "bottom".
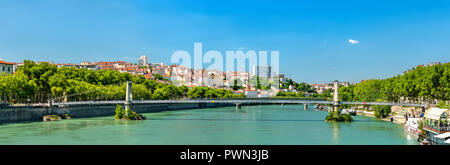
{"left": 0, "top": 104, "right": 417, "bottom": 145}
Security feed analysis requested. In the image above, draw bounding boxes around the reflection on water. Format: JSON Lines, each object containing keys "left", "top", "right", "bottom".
{"left": 328, "top": 122, "right": 340, "bottom": 144}
{"left": 0, "top": 105, "right": 417, "bottom": 145}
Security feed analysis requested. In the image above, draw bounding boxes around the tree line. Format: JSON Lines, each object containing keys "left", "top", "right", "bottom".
{"left": 279, "top": 78, "right": 316, "bottom": 93}
{"left": 339, "top": 62, "right": 450, "bottom": 105}
{"left": 0, "top": 60, "right": 244, "bottom": 104}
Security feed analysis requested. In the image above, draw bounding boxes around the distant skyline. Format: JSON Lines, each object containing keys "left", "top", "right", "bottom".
{"left": 1, "top": 0, "right": 449, "bottom": 83}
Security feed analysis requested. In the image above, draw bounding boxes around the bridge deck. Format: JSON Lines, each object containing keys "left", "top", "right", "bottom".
{"left": 51, "top": 99, "right": 425, "bottom": 107}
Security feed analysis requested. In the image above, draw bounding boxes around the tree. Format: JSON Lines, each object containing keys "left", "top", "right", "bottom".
{"left": 187, "top": 86, "right": 208, "bottom": 99}
{"left": 114, "top": 104, "right": 145, "bottom": 120}
{"left": 152, "top": 84, "right": 183, "bottom": 100}
{"left": 325, "top": 110, "right": 353, "bottom": 122}
{"left": 276, "top": 91, "right": 304, "bottom": 98}
{"left": 179, "top": 85, "right": 189, "bottom": 97}
{"left": 153, "top": 74, "right": 164, "bottom": 80}
{"left": 232, "top": 79, "right": 243, "bottom": 90}
{"left": 133, "top": 84, "right": 152, "bottom": 100}
{"left": 373, "top": 105, "right": 392, "bottom": 119}
{"left": 339, "top": 85, "right": 355, "bottom": 102}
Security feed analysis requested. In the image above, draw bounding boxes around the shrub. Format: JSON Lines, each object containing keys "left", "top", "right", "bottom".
{"left": 325, "top": 110, "right": 353, "bottom": 122}
{"left": 437, "top": 102, "right": 450, "bottom": 109}
{"left": 373, "top": 105, "right": 391, "bottom": 118}
{"left": 115, "top": 104, "right": 125, "bottom": 119}
{"left": 115, "top": 104, "right": 146, "bottom": 120}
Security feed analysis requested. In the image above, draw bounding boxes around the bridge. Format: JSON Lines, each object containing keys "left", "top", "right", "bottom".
{"left": 49, "top": 81, "right": 426, "bottom": 111}
{"left": 51, "top": 99, "right": 425, "bottom": 107}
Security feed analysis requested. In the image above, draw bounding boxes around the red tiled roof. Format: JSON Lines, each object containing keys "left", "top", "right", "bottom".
{"left": 59, "top": 63, "right": 73, "bottom": 65}
{"left": 0, "top": 60, "right": 14, "bottom": 65}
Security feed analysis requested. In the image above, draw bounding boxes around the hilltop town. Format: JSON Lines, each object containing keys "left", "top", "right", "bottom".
{"left": 1, "top": 56, "right": 352, "bottom": 98}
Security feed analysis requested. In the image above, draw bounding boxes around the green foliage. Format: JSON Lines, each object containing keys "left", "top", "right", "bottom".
{"left": 179, "top": 85, "right": 189, "bottom": 94}
{"left": 133, "top": 84, "right": 153, "bottom": 100}
{"left": 280, "top": 78, "right": 315, "bottom": 93}
{"left": 0, "top": 72, "right": 37, "bottom": 103}
{"left": 3, "top": 60, "right": 137, "bottom": 102}
{"left": 231, "top": 79, "right": 244, "bottom": 90}
{"left": 418, "top": 120, "right": 426, "bottom": 136}
{"left": 320, "top": 89, "right": 333, "bottom": 98}
{"left": 49, "top": 115, "right": 61, "bottom": 120}
{"left": 114, "top": 104, "right": 146, "bottom": 120}
{"left": 249, "top": 76, "right": 273, "bottom": 90}
{"left": 296, "top": 82, "right": 316, "bottom": 93}
{"left": 187, "top": 86, "right": 244, "bottom": 99}
{"left": 152, "top": 84, "right": 183, "bottom": 100}
{"left": 339, "top": 85, "right": 355, "bottom": 101}
{"left": 302, "top": 89, "right": 333, "bottom": 99}
{"left": 153, "top": 74, "right": 167, "bottom": 81}
{"left": 1, "top": 60, "right": 243, "bottom": 103}
{"left": 3, "top": 60, "right": 448, "bottom": 105}
{"left": 115, "top": 104, "right": 125, "bottom": 119}
{"left": 276, "top": 91, "right": 305, "bottom": 98}
{"left": 256, "top": 77, "right": 262, "bottom": 89}
{"left": 353, "top": 79, "right": 384, "bottom": 102}
{"left": 373, "top": 105, "right": 392, "bottom": 119}
{"left": 325, "top": 110, "right": 353, "bottom": 122}
{"left": 437, "top": 102, "right": 450, "bottom": 109}
{"left": 337, "top": 62, "right": 450, "bottom": 104}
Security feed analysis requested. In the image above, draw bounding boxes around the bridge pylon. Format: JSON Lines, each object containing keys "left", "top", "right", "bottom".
{"left": 63, "top": 91, "right": 67, "bottom": 103}
{"left": 333, "top": 81, "right": 340, "bottom": 111}
{"left": 125, "top": 81, "right": 133, "bottom": 112}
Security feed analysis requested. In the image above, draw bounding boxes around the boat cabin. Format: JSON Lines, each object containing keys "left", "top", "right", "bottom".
{"left": 423, "top": 108, "right": 450, "bottom": 144}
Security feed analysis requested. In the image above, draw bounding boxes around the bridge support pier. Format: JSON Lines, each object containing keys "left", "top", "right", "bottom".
{"left": 235, "top": 103, "right": 241, "bottom": 111}
{"left": 304, "top": 104, "right": 308, "bottom": 110}
{"left": 125, "top": 81, "right": 133, "bottom": 112}
{"left": 333, "top": 81, "right": 340, "bottom": 111}
{"left": 63, "top": 91, "right": 67, "bottom": 103}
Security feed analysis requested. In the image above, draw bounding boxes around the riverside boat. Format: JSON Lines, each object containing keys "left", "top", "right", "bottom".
{"left": 421, "top": 108, "right": 450, "bottom": 145}
{"left": 404, "top": 118, "right": 421, "bottom": 137}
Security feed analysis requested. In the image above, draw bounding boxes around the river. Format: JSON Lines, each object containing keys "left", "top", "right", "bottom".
{"left": 0, "top": 104, "right": 417, "bottom": 145}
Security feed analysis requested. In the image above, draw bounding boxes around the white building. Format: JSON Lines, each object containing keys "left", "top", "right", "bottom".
{"left": 0, "top": 60, "right": 13, "bottom": 74}
{"left": 252, "top": 65, "right": 272, "bottom": 78}
{"left": 244, "top": 90, "right": 258, "bottom": 98}
{"left": 138, "top": 55, "right": 148, "bottom": 66}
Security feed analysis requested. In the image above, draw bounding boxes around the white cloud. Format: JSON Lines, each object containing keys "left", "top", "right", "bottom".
{"left": 348, "top": 39, "right": 359, "bottom": 44}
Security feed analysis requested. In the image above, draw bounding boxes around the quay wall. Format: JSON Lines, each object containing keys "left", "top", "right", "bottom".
{"left": 0, "top": 103, "right": 234, "bottom": 124}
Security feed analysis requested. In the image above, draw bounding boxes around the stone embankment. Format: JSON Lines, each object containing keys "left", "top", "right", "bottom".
{"left": 356, "top": 105, "right": 422, "bottom": 125}
{"left": 0, "top": 103, "right": 232, "bottom": 123}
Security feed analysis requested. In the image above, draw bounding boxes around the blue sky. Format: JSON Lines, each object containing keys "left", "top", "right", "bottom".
{"left": 0, "top": 0, "right": 449, "bottom": 83}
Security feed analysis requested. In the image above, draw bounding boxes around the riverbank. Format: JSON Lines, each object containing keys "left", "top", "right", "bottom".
{"left": 0, "top": 103, "right": 236, "bottom": 124}
{"left": 356, "top": 110, "right": 406, "bottom": 125}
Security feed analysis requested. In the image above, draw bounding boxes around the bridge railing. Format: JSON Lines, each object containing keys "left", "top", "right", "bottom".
{"left": 46, "top": 99, "right": 426, "bottom": 107}
{"left": 50, "top": 99, "right": 335, "bottom": 106}
{"left": 53, "top": 100, "right": 125, "bottom": 106}
{"left": 341, "top": 101, "right": 425, "bottom": 107}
